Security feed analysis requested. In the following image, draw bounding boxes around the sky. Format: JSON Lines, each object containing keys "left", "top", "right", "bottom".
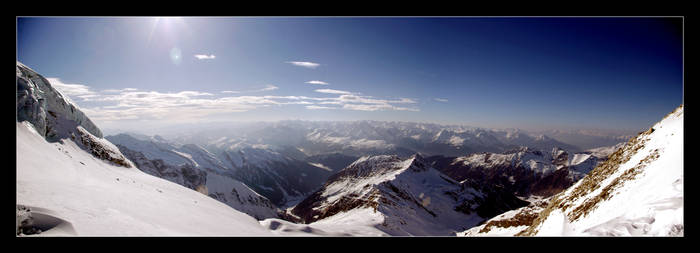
{"left": 16, "top": 17, "right": 683, "bottom": 134}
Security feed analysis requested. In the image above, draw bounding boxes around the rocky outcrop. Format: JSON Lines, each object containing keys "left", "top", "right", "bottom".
{"left": 16, "top": 62, "right": 102, "bottom": 139}
{"left": 17, "top": 62, "right": 131, "bottom": 168}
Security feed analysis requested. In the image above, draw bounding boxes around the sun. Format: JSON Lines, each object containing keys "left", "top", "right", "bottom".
{"left": 146, "top": 17, "right": 186, "bottom": 45}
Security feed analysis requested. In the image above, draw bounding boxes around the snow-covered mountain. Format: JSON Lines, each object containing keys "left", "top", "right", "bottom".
{"left": 115, "top": 143, "right": 278, "bottom": 219}
{"left": 160, "top": 120, "right": 585, "bottom": 158}
{"left": 426, "top": 146, "right": 602, "bottom": 199}
{"left": 586, "top": 142, "right": 626, "bottom": 160}
{"left": 16, "top": 62, "right": 274, "bottom": 236}
{"left": 531, "top": 129, "right": 636, "bottom": 150}
{"left": 460, "top": 105, "right": 683, "bottom": 236}
{"left": 286, "top": 154, "right": 528, "bottom": 236}
{"left": 107, "top": 133, "right": 337, "bottom": 207}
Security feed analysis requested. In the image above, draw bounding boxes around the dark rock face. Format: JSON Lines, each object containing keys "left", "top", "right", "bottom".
{"left": 471, "top": 183, "right": 530, "bottom": 218}
{"left": 425, "top": 148, "right": 598, "bottom": 200}
{"left": 16, "top": 73, "right": 48, "bottom": 136}
{"left": 529, "top": 168, "right": 575, "bottom": 197}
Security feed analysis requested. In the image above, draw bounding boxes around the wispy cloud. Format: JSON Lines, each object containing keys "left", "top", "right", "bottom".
{"left": 305, "top": 80, "right": 329, "bottom": 85}
{"left": 305, "top": 105, "right": 337, "bottom": 110}
{"left": 103, "top": 88, "right": 138, "bottom": 93}
{"left": 315, "top": 89, "right": 352, "bottom": 95}
{"left": 331, "top": 95, "right": 419, "bottom": 111}
{"left": 255, "top": 84, "right": 278, "bottom": 92}
{"left": 46, "top": 77, "right": 419, "bottom": 125}
{"left": 220, "top": 85, "right": 278, "bottom": 94}
{"left": 434, "top": 98, "right": 449, "bottom": 102}
{"left": 286, "top": 61, "right": 320, "bottom": 69}
{"left": 194, "top": 54, "right": 216, "bottom": 60}
{"left": 47, "top": 78, "right": 96, "bottom": 97}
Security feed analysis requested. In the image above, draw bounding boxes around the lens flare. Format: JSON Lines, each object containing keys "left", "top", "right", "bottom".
{"left": 170, "top": 47, "right": 182, "bottom": 65}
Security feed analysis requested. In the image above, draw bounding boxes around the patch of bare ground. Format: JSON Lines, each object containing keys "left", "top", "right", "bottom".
{"left": 478, "top": 200, "right": 548, "bottom": 233}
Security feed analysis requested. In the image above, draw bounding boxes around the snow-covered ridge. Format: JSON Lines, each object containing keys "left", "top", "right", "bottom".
{"left": 112, "top": 138, "right": 280, "bottom": 220}
{"left": 480, "top": 105, "right": 684, "bottom": 236}
{"left": 453, "top": 146, "right": 598, "bottom": 179}
{"left": 289, "top": 154, "right": 528, "bottom": 235}
{"left": 436, "top": 145, "right": 601, "bottom": 200}
{"left": 17, "top": 122, "right": 273, "bottom": 236}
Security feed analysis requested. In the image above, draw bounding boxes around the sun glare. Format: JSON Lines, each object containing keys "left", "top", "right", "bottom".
{"left": 146, "top": 17, "right": 187, "bottom": 45}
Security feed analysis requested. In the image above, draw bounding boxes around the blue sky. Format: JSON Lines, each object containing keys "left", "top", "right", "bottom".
{"left": 17, "top": 17, "right": 683, "bottom": 133}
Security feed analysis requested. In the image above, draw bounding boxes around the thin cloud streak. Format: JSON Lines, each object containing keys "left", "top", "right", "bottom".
{"left": 104, "top": 88, "right": 139, "bottom": 93}
{"left": 220, "top": 85, "right": 278, "bottom": 94}
{"left": 286, "top": 61, "right": 320, "bottom": 69}
{"left": 194, "top": 54, "right": 216, "bottom": 60}
{"left": 315, "top": 89, "right": 352, "bottom": 95}
{"left": 305, "top": 80, "right": 329, "bottom": 85}
{"left": 306, "top": 105, "right": 337, "bottom": 110}
{"left": 255, "top": 85, "right": 278, "bottom": 92}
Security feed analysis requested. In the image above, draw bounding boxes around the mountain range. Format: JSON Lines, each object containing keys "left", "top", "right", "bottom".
{"left": 16, "top": 61, "right": 682, "bottom": 236}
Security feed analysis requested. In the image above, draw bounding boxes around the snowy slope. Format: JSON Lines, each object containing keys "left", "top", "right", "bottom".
{"left": 527, "top": 105, "right": 683, "bottom": 236}
{"left": 17, "top": 121, "right": 273, "bottom": 236}
{"left": 110, "top": 136, "right": 279, "bottom": 219}
{"left": 464, "top": 105, "right": 683, "bottom": 237}
{"left": 289, "top": 154, "right": 527, "bottom": 236}
{"left": 261, "top": 208, "right": 390, "bottom": 236}
{"left": 16, "top": 62, "right": 273, "bottom": 236}
{"left": 110, "top": 133, "right": 335, "bottom": 207}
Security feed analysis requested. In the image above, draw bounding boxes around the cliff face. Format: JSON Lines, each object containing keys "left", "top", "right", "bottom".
{"left": 17, "top": 62, "right": 102, "bottom": 139}
{"left": 17, "top": 62, "right": 130, "bottom": 168}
